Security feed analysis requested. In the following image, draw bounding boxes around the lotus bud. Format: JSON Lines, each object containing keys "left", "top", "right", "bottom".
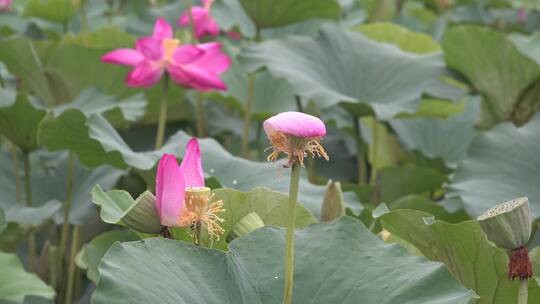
{"left": 477, "top": 197, "right": 533, "bottom": 280}
{"left": 229, "top": 212, "right": 265, "bottom": 241}
{"left": 320, "top": 180, "right": 345, "bottom": 222}
{"left": 122, "top": 191, "right": 163, "bottom": 234}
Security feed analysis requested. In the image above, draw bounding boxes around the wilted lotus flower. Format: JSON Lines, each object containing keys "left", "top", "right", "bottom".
{"left": 264, "top": 111, "right": 329, "bottom": 167}
{"left": 155, "top": 138, "right": 225, "bottom": 241}
{"left": 0, "top": 0, "right": 11, "bottom": 12}
{"left": 178, "top": 0, "right": 220, "bottom": 39}
{"left": 101, "top": 17, "right": 230, "bottom": 90}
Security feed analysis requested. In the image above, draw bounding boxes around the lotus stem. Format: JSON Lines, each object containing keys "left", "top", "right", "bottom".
{"left": 353, "top": 117, "right": 367, "bottom": 185}
{"left": 194, "top": 221, "right": 202, "bottom": 246}
{"left": 7, "top": 141, "right": 21, "bottom": 204}
{"left": 23, "top": 152, "right": 36, "bottom": 272}
{"left": 518, "top": 278, "right": 528, "bottom": 304}
{"left": 283, "top": 162, "right": 301, "bottom": 304}
{"left": 80, "top": 0, "right": 89, "bottom": 33}
{"left": 195, "top": 93, "right": 206, "bottom": 138}
{"left": 369, "top": 118, "right": 379, "bottom": 186}
{"left": 155, "top": 74, "right": 170, "bottom": 149}
{"left": 241, "top": 74, "right": 256, "bottom": 158}
{"left": 57, "top": 152, "right": 75, "bottom": 287}
{"left": 65, "top": 225, "right": 81, "bottom": 304}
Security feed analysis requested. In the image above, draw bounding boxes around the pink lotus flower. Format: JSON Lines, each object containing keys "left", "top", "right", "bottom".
{"left": 178, "top": 0, "right": 220, "bottom": 39}
{"left": 518, "top": 8, "right": 527, "bottom": 24}
{"left": 264, "top": 111, "right": 329, "bottom": 167}
{"left": 155, "top": 138, "right": 204, "bottom": 226}
{"left": 101, "top": 18, "right": 231, "bottom": 90}
{"left": 0, "top": 0, "right": 12, "bottom": 12}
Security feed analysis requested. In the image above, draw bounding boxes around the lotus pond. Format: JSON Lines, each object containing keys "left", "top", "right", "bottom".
{"left": 1, "top": 0, "right": 540, "bottom": 303}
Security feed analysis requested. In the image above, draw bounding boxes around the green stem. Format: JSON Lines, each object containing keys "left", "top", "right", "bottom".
{"left": 369, "top": 118, "right": 379, "bottom": 186}
{"left": 155, "top": 74, "right": 170, "bottom": 149}
{"left": 65, "top": 225, "right": 80, "bottom": 304}
{"left": 283, "top": 162, "right": 301, "bottom": 304}
{"left": 194, "top": 221, "right": 202, "bottom": 246}
{"left": 518, "top": 278, "right": 528, "bottom": 304}
{"left": 241, "top": 74, "right": 256, "bottom": 158}
{"left": 195, "top": 93, "right": 206, "bottom": 138}
{"left": 183, "top": 0, "right": 197, "bottom": 41}
{"left": 353, "top": 117, "right": 367, "bottom": 185}
{"left": 8, "top": 142, "right": 21, "bottom": 204}
{"left": 23, "top": 152, "right": 36, "bottom": 272}
{"left": 57, "top": 152, "right": 75, "bottom": 287}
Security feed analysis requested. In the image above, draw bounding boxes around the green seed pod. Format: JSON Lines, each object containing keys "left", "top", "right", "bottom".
{"left": 229, "top": 212, "right": 265, "bottom": 241}
{"left": 477, "top": 197, "right": 531, "bottom": 250}
{"left": 122, "top": 191, "right": 163, "bottom": 234}
{"left": 320, "top": 180, "right": 346, "bottom": 222}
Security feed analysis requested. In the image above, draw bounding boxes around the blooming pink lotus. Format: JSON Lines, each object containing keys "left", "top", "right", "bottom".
{"left": 264, "top": 111, "right": 329, "bottom": 167}
{"left": 101, "top": 18, "right": 231, "bottom": 90}
{"left": 0, "top": 0, "right": 12, "bottom": 12}
{"left": 155, "top": 138, "right": 224, "bottom": 238}
{"left": 178, "top": 0, "right": 220, "bottom": 39}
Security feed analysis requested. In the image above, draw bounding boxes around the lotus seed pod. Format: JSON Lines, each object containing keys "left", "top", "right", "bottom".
{"left": 477, "top": 197, "right": 531, "bottom": 250}
{"left": 320, "top": 180, "right": 346, "bottom": 222}
{"left": 122, "top": 191, "right": 163, "bottom": 234}
{"left": 229, "top": 212, "right": 265, "bottom": 241}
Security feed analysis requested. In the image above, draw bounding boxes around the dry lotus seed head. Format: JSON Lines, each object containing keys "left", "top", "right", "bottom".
{"left": 477, "top": 197, "right": 531, "bottom": 250}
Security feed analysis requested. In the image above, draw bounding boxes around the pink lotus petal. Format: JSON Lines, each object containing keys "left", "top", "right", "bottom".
{"left": 264, "top": 111, "right": 327, "bottom": 138}
{"left": 155, "top": 154, "right": 185, "bottom": 226}
{"left": 190, "top": 51, "right": 232, "bottom": 74}
{"left": 196, "top": 42, "right": 221, "bottom": 52}
{"left": 136, "top": 37, "right": 163, "bottom": 61}
{"left": 173, "top": 45, "right": 204, "bottom": 64}
{"left": 179, "top": 138, "right": 205, "bottom": 188}
{"left": 169, "top": 64, "right": 226, "bottom": 91}
{"left": 125, "top": 62, "right": 163, "bottom": 88}
{"left": 101, "top": 49, "right": 145, "bottom": 66}
{"left": 152, "top": 17, "right": 173, "bottom": 41}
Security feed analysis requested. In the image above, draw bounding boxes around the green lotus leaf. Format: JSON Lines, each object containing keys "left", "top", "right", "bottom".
{"left": 379, "top": 209, "right": 540, "bottom": 304}
{"left": 92, "top": 217, "right": 475, "bottom": 303}
{"left": 0, "top": 251, "right": 55, "bottom": 303}
{"left": 442, "top": 25, "right": 540, "bottom": 127}
{"left": 448, "top": 114, "right": 540, "bottom": 220}
{"left": 240, "top": 24, "right": 447, "bottom": 120}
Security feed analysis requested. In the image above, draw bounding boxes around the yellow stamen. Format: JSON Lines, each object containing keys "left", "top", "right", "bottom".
{"left": 162, "top": 38, "right": 180, "bottom": 62}
{"left": 178, "top": 187, "right": 226, "bottom": 241}
{"left": 266, "top": 130, "right": 329, "bottom": 167}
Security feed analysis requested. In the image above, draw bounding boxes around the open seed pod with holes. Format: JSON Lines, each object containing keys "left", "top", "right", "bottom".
{"left": 477, "top": 197, "right": 532, "bottom": 250}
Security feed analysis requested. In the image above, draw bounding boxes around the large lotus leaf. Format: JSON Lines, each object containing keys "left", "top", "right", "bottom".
{"left": 442, "top": 26, "right": 540, "bottom": 128}
{"left": 92, "top": 216, "right": 475, "bottom": 304}
{"left": 448, "top": 113, "right": 540, "bottom": 219}
{"left": 0, "top": 251, "right": 55, "bottom": 303}
{"left": 0, "top": 209, "right": 5, "bottom": 234}
{"left": 389, "top": 195, "right": 470, "bottom": 223}
{"left": 354, "top": 22, "right": 441, "bottom": 54}
{"left": 0, "top": 90, "right": 45, "bottom": 152}
{"left": 390, "top": 97, "right": 480, "bottom": 164}
{"left": 23, "top": 0, "right": 76, "bottom": 24}
{"left": 379, "top": 209, "right": 540, "bottom": 304}
{"left": 0, "top": 38, "right": 55, "bottom": 106}
{"left": 77, "top": 230, "right": 140, "bottom": 284}
{"left": 238, "top": 0, "right": 341, "bottom": 29}
{"left": 240, "top": 23, "right": 447, "bottom": 120}
{"left": 0, "top": 150, "right": 123, "bottom": 226}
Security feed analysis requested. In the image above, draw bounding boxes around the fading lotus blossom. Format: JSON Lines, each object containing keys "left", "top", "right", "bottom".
{"left": 101, "top": 17, "right": 231, "bottom": 90}
{"left": 0, "top": 0, "right": 11, "bottom": 12}
{"left": 155, "top": 138, "right": 225, "bottom": 239}
{"left": 178, "top": 0, "right": 220, "bottom": 39}
{"left": 264, "top": 111, "right": 329, "bottom": 167}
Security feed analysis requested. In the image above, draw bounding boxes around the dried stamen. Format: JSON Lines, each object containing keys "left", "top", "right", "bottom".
{"left": 508, "top": 246, "right": 533, "bottom": 280}
{"left": 266, "top": 130, "right": 329, "bottom": 167}
{"left": 178, "top": 187, "right": 226, "bottom": 241}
